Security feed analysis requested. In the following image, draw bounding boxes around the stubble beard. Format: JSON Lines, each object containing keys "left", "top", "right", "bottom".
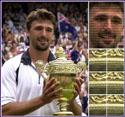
{"left": 90, "top": 33, "right": 118, "bottom": 48}
{"left": 90, "top": 38, "right": 117, "bottom": 48}
{"left": 31, "top": 38, "right": 50, "bottom": 51}
{"left": 34, "top": 42, "right": 50, "bottom": 51}
{"left": 35, "top": 44, "right": 50, "bottom": 51}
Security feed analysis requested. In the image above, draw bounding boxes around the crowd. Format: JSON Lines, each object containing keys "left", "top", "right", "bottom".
{"left": 2, "top": 2, "right": 88, "bottom": 116}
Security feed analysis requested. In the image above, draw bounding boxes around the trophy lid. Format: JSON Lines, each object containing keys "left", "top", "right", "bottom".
{"left": 55, "top": 47, "right": 67, "bottom": 58}
{"left": 46, "top": 57, "right": 79, "bottom": 75}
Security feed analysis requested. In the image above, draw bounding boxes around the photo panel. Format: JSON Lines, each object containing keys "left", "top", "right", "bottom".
{"left": 89, "top": 94, "right": 106, "bottom": 116}
{"left": 107, "top": 94, "right": 124, "bottom": 116}
{"left": 107, "top": 72, "right": 124, "bottom": 94}
{"left": 89, "top": 1, "right": 124, "bottom": 116}
{"left": 89, "top": 72, "right": 106, "bottom": 94}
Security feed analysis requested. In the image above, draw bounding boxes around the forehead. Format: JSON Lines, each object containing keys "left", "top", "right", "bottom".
{"left": 31, "top": 20, "right": 54, "bottom": 29}
{"left": 90, "top": 5, "right": 123, "bottom": 19}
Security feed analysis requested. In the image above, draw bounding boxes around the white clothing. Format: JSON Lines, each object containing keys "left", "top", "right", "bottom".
{"left": 1, "top": 49, "right": 81, "bottom": 116}
{"left": 50, "top": 46, "right": 56, "bottom": 55}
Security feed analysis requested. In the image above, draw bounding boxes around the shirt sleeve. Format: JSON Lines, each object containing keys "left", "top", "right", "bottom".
{"left": 75, "top": 95, "right": 82, "bottom": 106}
{"left": 1, "top": 59, "right": 17, "bottom": 106}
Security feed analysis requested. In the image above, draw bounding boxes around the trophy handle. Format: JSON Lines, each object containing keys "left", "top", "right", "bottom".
{"left": 79, "top": 71, "right": 85, "bottom": 78}
{"left": 77, "top": 61, "right": 86, "bottom": 78}
{"left": 35, "top": 60, "right": 48, "bottom": 82}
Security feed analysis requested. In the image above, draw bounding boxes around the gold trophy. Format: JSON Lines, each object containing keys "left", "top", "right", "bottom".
{"left": 35, "top": 57, "right": 85, "bottom": 116}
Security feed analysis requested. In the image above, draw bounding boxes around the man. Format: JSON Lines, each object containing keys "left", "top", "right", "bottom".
{"left": 89, "top": 2, "right": 124, "bottom": 48}
{"left": 2, "top": 9, "right": 83, "bottom": 116}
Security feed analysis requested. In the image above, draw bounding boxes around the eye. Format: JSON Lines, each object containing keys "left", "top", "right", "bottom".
{"left": 46, "top": 28, "right": 53, "bottom": 33}
{"left": 112, "top": 18, "right": 122, "bottom": 24}
{"left": 94, "top": 14, "right": 107, "bottom": 22}
{"left": 35, "top": 26, "right": 43, "bottom": 31}
{"left": 95, "top": 16, "right": 107, "bottom": 22}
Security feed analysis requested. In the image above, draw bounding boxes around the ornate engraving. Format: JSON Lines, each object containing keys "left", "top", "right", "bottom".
{"left": 107, "top": 72, "right": 124, "bottom": 80}
{"left": 89, "top": 49, "right": 106, "bottom": 58}
{"left": 46, "top": 58, "right": 80, "bottom": 74}
{"left": 89, "top": 95, "right": 106, "bottom": 104}
{"left": 107, "top": 49, "right": 124, "bottom": 58}
{"left": 107, "top": 95, "right": 124, "bottom": 103}
{"left": 89, "top": 95, "right": 124, "bottom": 104}
{"left": 89, "top": 72, "right": 106, "bottom": 81}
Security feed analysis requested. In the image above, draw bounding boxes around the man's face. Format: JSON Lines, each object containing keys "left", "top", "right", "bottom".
{"left": 27, "top": 20, "right": 54, "bottom": 51}
{"left": 90, "top": 5, "right": 123, "bottom": 48}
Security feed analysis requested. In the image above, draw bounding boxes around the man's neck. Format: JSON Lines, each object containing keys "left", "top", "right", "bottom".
{"left": 29, "top": 47, "right": 50, "bottom": 65}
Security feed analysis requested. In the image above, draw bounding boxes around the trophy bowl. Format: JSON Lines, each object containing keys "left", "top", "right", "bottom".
{"left": 35, "top": 57, "right": 84, "bottom": 116}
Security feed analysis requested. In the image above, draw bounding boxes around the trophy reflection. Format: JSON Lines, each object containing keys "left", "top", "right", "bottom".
{"left": 35, "top": 58, "right": 85, "bottom": 116}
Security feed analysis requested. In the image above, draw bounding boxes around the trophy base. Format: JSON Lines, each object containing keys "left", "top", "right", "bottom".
{"left": 53, "top": 111, "right": 74, "bottom": 116}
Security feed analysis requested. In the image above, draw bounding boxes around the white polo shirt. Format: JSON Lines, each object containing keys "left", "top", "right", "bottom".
{"left": 1, "top": 49, "right": 81, "bottom": 116}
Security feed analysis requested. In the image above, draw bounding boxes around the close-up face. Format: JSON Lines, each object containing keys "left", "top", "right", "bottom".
{"left": 27, "top": 20, "right": 54, "bottom": 51}
{"left": 90, "top": 5, "right": 123, "bottom": 48}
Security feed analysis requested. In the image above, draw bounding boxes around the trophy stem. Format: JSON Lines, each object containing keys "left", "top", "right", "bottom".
{"left": 53, "top": 99, "right": 74, "bottom": 116}
{"left": 59, "top": 100, "right": 68, "bottom": 112}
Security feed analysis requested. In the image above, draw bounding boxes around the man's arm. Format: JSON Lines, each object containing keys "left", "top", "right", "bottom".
{"left": 68, "top": 98, "right": 82, "bottom": 115}
{"left": 2, "top": 78, "right": 63, "bottom": 116}
{"left": 2, "top": 96, "right": 46, "bottom": 116}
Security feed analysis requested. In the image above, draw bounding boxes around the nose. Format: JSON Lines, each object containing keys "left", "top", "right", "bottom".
{"left": 104, "top": 19, "right": 112, "bottom": 31}
{"left": 41, "top": 29, "right": 47, "bottom": 37}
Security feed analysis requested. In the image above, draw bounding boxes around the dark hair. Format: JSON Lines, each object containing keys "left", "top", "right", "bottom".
{"left": 26, "top": 8, "right": 56, "bottom": 31}
{"left": 90, "top": 2, "right": 124, "bottom": 13}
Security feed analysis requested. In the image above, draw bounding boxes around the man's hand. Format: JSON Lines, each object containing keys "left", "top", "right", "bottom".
{"left": 2, "top": 77, "right": 63, "bottom": 116}
{"left": 40, "top": 78, "right": 63, "bottom": 105}
{"left": 73, "top": 78, "right": 84, "bottom": 100}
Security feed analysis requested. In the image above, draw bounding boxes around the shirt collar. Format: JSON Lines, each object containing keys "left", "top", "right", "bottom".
{"left": 21, "top": 48, "right": 56, "bottom": 65}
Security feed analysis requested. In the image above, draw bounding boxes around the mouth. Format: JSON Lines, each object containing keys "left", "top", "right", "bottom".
{"left": 38, "top": 38, "right": 48, "bottom": 44}
{"left": 98, "top": 33, "right": 116, "bottom": 44}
